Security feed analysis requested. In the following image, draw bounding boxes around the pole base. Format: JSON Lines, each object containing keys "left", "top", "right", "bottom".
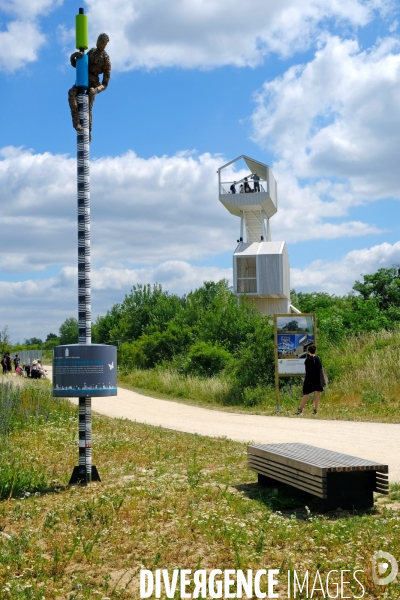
{"left": 69, "top": 465, "right": 101, "bottom": 486}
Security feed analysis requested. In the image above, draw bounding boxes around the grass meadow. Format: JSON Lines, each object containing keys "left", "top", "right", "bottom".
{"left": 1, "top": 379, "right": 400, "bottom": 599}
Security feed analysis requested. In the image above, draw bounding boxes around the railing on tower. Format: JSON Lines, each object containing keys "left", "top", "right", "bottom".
{"left": 220, "top": 181, "right": 266, "bottom": 195}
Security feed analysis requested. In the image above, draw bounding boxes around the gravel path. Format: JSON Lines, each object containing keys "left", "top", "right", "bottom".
{"left": 43, "top": 366, "right": 400, "bottom": 481}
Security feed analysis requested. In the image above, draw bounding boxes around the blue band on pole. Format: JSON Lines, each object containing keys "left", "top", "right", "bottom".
{"left": 76, "top": 54, "right": 89, "bottom": 89}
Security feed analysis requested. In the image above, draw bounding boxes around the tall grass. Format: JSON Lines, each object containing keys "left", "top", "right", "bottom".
{"left": 0, "top": 380, "right": 71, "bottom": 435}
{"left": 119, "top": 367, "right": 230, "bottom": 405}
{"left": 324, "top": 328, "right": 400, "bottom": 395}
{"left": 0, "top": 380, "right": 74, "bottom": 498}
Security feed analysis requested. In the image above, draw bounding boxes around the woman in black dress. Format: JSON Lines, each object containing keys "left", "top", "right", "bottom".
{"left": 295, "top": 345, "right": 323, "bottom": 415}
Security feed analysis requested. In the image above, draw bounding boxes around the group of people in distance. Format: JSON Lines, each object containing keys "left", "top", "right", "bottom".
{"left": 230, "top": 173, "right": 261, "bottom": 194}
{"left": 1, "top": 353, "right": 13, "bottom": 374}
{"left": 1, "top": 353, "right": 47, "bottom": 378}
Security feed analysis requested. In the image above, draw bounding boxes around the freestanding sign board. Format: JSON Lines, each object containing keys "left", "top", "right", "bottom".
{"left": 274, "top": 313, "right": 316, "bottom": 409}
{"left": 53, "top": 344, "right": 117, "bottom": 397}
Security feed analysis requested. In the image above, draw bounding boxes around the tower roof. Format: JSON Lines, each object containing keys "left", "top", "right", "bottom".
{"left": 217, "top": 155, "right": 267, "bottom": 181}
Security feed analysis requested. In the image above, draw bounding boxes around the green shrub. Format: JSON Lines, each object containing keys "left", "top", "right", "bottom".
{"left": 242, "top": 386, "right": 266, "bottom": 407}
{"left": 231, "top": 316, "right": 275, "bottom": 391}
{"left": 119, "top": 324, "right": 195, "bottom": 369}
{"left": 185, "top": 341, "right": 232, "bottom": 377}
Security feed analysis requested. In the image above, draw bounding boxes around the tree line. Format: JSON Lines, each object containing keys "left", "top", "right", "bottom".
{"left": 3, "top": 266, "right": 399, "bottom": 400}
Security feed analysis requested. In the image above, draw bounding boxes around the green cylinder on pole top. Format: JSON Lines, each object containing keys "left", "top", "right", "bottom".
{"left": 76, "top": 8, "right": 89, "bottom": 50}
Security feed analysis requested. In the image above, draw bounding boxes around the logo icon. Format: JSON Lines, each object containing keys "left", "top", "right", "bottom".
{"left": 372, "top": 551, "right": 398, "bottom": 585}
{"left": 108, "top": 361, "right": 114, "bottom": 370}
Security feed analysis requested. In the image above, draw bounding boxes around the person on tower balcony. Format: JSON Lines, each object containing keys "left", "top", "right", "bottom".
{"left": 251, "top": 173, "right": 260, "bottom": 192}
{"left": 230, "top": 182, "right": 237, "bottom": 194}
{"left": 244, "top": 177, "right": 252, "bottom": 193}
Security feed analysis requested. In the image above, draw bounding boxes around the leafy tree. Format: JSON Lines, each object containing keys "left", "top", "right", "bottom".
{"left": 119, "top": 323, "right": 195, "bottom": 369}
{"left": 43, "top": 339, "right": 60, "bottom": 350}
{"left": 46, "top": 333, "right": 58, "bottom": 341}
{"left": 291, "top": 291, "right": 352, "bottom": 346}
{"left": 24, "top": 337, "right": 43, "bottom": 347}
{"left": 59, "top": 317, "right": 79, "bottom": 345}
{"left": 42, "top": 332, "right": 60, "bottom": 350}
{"left": 353, "top": 266, "right": 400, "bottom": 310}
{"left": 0, "top": 325, "right": 11, "bottom": 355}
{"left": 98, "top": 284, "right": 184, "bottom": 343}
{"left": 279, "top": 320, "right": 301, "bottom": 332}
{"left": 344, "top": 297, "right": 392, "bottom": 333}
{"left": 180, "top": 280, "right": 259, "bottom": 353}
{"left": 229, "top": 315, "right": 275, "bottom": 398}
{"left": 92, "top": 304, "right": 122, "bottom": 344}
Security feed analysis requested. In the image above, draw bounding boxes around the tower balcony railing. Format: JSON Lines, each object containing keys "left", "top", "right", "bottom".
{"left": 220, "top": 181, "right": 266, "bottom": 195}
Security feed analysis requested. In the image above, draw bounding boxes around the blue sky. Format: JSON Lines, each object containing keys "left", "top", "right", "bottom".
{"left": 1, "top": 0, "right": 400, "bottom": 342}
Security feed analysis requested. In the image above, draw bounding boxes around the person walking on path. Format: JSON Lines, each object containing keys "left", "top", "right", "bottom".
{"left": 296, "top": 345, "right": 324, "bottom": 415}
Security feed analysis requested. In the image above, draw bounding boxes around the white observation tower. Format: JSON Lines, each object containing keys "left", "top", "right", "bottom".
{"left": 218, "top": 155, "right": 296, "bottom": 316}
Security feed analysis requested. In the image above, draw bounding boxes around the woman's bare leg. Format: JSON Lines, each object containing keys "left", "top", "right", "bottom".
{"left": 299, "top": 394, "right": 309, "bottom": 410}
{"left": 314, "top": 392, "right": 320, "bottom": 412}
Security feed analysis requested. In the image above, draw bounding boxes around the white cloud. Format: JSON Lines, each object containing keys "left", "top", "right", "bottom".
{"left": 249, "top": 34, "right": 400, "bottom": 244}
{"left": 291, "top": 241, "right": 400, "bottom": 294}
{"left": 0, "top": 0, "right": 63, "bottom": 71}
{"left": 0, "top": 20, "right": 46, "bottom": 71}
{"left": 0, "top": 146, "right": 380, "bottom": 278}
{"left": 0, "top": 262, "right": 232, "bottom": 342}
{"left": 268, "top": 167, "right": 382, "bottom": 243}
{"left": 0, "top": 146, "right": 238, "bottom": 273}
{"left": 252, "top": 35, "right": 400, "bottom": 200}
{"left": 0, "top": 0, "right": 62, "bottom": 19}
{"left": 85, "top": 0, "right": 387, "bottom": 70}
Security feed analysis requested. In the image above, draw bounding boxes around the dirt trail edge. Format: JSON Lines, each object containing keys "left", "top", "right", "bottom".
{"left": 63, "top": 377, "right": 400, "bottom": 482}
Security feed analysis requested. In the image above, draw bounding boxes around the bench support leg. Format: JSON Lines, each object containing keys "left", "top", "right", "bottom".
{"left": 324, "top": 471, "right": 374, "bottom": 511}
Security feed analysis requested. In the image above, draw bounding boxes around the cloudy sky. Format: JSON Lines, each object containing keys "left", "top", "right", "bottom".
{"left": 1, "top": 0, "right": 400, "bottom": 342}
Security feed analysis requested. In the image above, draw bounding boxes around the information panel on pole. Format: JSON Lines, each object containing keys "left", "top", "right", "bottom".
{"left": 274, "top": 313, "right": 316, "bottom": 409}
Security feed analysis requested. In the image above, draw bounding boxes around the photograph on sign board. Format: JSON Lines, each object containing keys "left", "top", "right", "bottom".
{"left": 276, "top": 315, "right": 314, "bottom": 333}
{"left": 277, "top": 334, "right": 296, "bottom": 358}
{"left": 277, "top": 333, "right": 315, "bottom": 358}
{"left": 294, "top": 333, "right": 315, "bottom": 358}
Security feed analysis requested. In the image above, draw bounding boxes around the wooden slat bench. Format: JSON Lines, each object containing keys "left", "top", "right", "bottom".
{"left": 248, "top": 443, "right": 389, "bottom": 510}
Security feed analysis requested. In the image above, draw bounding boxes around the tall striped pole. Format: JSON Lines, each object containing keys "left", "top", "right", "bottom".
{"left": 71, "top": 7, "right": 99, "bottom": 485}
{"left": 77, "top": 92, "right": 93, "bottom": 485}
{"left": 53, "top": 7, "right": 115, "bottom": 484}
